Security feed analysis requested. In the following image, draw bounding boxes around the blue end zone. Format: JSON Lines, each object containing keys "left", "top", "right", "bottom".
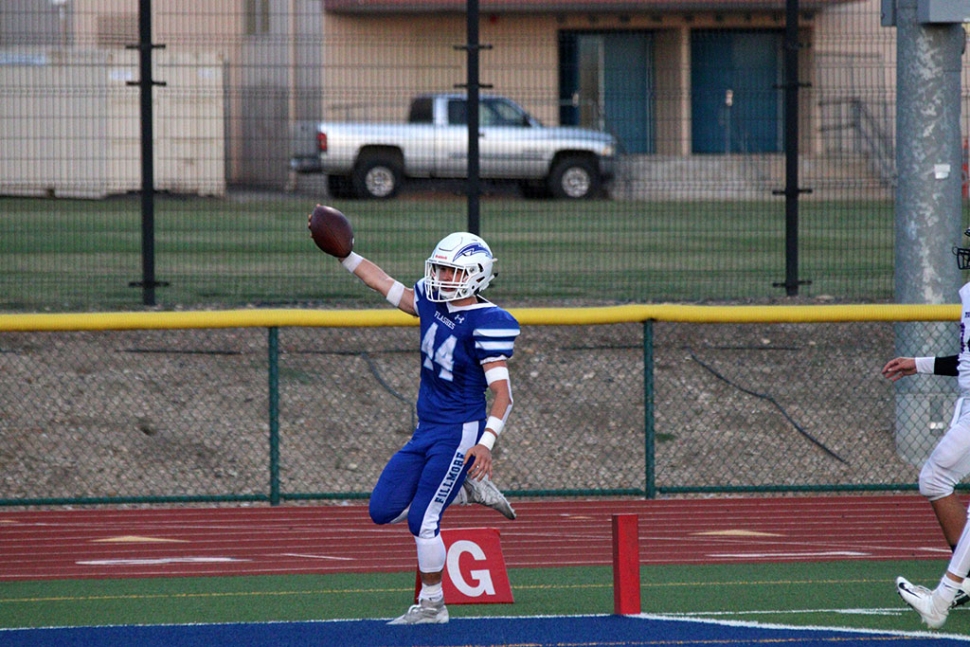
{"left": 3, "top": 615, "right": 969, "bottom": 646}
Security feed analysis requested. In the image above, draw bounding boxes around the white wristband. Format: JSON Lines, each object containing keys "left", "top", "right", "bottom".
{"left": 386, "top": 280, "right": 405, "bottom": 307}
{"left": 485, "top": 415, "right": 504, "bottom": 436}
{"left": 478, "top": 430, "right": 497, "bottom": 451}
{"left": 341, "top": 252, "right": 363, "bottom": 273}
{"left": 915, "top": 356, "right": 935, "bottom": 374}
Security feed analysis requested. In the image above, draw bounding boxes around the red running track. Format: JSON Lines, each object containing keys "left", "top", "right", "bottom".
{"left": 0, "top": 495, "right": 955, "bottom": 582}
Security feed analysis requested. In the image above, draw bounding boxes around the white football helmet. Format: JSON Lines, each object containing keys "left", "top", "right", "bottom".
{"left": 424, "top": 232, "right": 496, "bottom": 302}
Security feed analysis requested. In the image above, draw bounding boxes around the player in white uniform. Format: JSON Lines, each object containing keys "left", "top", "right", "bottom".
{"left": 337, "top": 232, "right": 519, "bottom": 625}
{"left": 883, "top": 229, "right": 970, "bottom": 627}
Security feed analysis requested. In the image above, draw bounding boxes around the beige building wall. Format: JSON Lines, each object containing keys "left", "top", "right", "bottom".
{"left": 322, "top": 13, "right": 561, "bottom": 124}
{"left": 813, "top": 0, "right": 897, "bottom": 158}
{"left": 654, "top": 28, "right": 690, "bottom": 157}
{"left": 66, "top": 0, "right": 242, "bottom": 52}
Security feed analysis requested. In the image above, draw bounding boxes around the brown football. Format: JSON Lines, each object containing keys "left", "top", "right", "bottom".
{"left": 308, "top": 204, "right": 354, "bottom": 258}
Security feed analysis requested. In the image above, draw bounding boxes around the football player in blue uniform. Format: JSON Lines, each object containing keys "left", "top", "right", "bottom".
{"left": 337, "top": 231, "right": 520, "bottom": 625}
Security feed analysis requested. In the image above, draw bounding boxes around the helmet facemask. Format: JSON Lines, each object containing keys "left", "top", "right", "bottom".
{"left": 425, "top": 261, "right": 488, "bottom": 302}
{"left": 424, "top": 232, "right": 495, "bottom": 303}
{"left": 955, "top": 227, "right": 970, "bottom": 270}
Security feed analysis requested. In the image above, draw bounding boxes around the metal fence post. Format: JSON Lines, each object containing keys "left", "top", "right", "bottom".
{"left": 643, "top": 319, "right": 656, "bottom": 499}
{"left": 268, "top": 326, "right": 281, "bottom": 505}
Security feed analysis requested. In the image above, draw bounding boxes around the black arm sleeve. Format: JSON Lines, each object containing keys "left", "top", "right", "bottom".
{"left": 935, "top": 355, "right": 959, "bottom": 376}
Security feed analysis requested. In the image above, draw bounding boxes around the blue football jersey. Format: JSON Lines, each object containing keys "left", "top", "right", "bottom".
{"left": 413, "top": 278, "right": 520, "bottom": 425}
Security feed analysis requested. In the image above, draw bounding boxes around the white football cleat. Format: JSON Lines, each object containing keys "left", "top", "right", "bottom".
{"left": 460, "top": 475, "right": 516, "bottom": 520}
{"left": 896, "top": 576, "right": 948, "bottom": 629}
{"left": 387, "top": 598, "right": 449, "bottom": 625}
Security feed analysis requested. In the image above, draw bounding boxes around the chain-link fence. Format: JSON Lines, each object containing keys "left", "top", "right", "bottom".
{"left": 1, "top": 308, "right": 958, "bottom": 506}
{"left": 2, "top": 2, "right": 969, "bottom": 507}
{"left": 3, "top": 1, "right": 967, "bottom": 310}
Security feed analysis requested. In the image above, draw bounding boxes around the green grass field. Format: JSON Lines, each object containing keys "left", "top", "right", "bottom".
{"left": 0, "top": 560, "right": 962, "bottom": 634}
{"left": 0, "top": 194, "right": 896, "bottom": 310}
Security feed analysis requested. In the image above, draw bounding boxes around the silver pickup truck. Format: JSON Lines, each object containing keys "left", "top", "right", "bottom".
{"left": 290, "top": 93, "right": 617, "bottom": 200}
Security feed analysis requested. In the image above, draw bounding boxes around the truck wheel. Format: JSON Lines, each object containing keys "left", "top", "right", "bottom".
{"left": 548, "top": 157, "right": 600, "bottom": 200}
{"left": 352, "top": 155, "right": 403, "bottom": 199}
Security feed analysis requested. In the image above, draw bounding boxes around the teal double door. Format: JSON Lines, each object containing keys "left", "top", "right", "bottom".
{"left": 559, "top": 29, "right": 783, "bottom": 155}
{"left": 559, "top": 31, "right": 655, "bottom": 154}
{"left": 691, "top": 29, "right": 784, "bottom": 154}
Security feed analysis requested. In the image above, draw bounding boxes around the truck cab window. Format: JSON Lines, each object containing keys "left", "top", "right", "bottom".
{"left": 447, "top": 101, "right": 467, "bottom": 125}
{"left": 486, "top": 99, "right": 529, "bottom": 127}
{"left": 450, "top": 99, "right": 528, "bottom": 127}
{"left": 409, "top": 98, "right": 434, "bottom": 124}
